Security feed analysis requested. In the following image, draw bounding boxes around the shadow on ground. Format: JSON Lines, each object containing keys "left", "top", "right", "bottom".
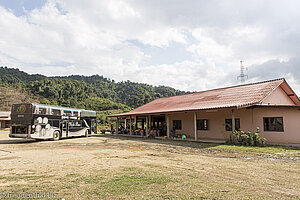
{"left": 93, "top": 134, "right": 300, "bottom": 151}
{"left": 93, "top": 134, "right": 222, "bottom": 150}
{"left": 0, "top": 139, "right": 40, "bottom": 144}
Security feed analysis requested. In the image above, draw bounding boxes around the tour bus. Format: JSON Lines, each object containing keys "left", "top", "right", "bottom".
{"left": 9, "top": 103, "right": 97, "bottom": 140}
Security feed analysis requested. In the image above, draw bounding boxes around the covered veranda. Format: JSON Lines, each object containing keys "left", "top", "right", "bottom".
{"left": 109, "top": 108, "right": 237, "bottom": 143}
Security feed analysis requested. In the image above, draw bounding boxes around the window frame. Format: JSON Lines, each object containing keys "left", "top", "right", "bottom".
{"left": 225, "top": 118, "right": 240, "bottom": 131}
{"left": 173, "top": 120, "right": 182, "bottom": 130}
{"left": 197, "top": 119, "right": 209, "bottom": 131}
{"left": 263, "top": 117, "right": 284, "bottom": 132}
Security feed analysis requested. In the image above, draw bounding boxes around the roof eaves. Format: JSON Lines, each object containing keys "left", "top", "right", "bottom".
{"left": 280, "top": 79, "right": 300, "bottom": 104}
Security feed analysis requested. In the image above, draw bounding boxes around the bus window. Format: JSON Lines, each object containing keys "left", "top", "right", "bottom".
{"left": 49, "top": 120, "right": 60, "bottom": 128}
{"left": 69, "top": 120, "right": 82, "bottom": 128}
{"left": 39, "top": 107, "right": 47, "bottom": 115}
{"left": 83, "top": 119, "right": 89, "bottom": 128}
{"left": 34, "top": 106, "right": 38, "bottom": 114}
{"left": 51, "top": 109, "right": 61, "bottom": 116}
{"left": 63, "top": 110, "right": 72, "bottom": 116}
{"left": 12, "top": 104, "right": 32, "bottom": 114}
{"left": 73, "top": 111, "right": 79, "bottom": 116}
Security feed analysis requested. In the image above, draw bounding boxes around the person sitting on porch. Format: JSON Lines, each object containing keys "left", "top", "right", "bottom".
{"left": 120, "top": 125, "right": 124, "bottom": 134}
{"left": 148, "top": 128, "right": 155, "bottom": 138}
{"left": 140, "top": 128, "right": 145, "bottom": 136}
{"left": 156, "top": 129, "right": 161, "bottom": 137}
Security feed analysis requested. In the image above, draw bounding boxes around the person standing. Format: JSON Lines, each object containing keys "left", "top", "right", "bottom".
{"left": 110, "top": 124, "right": 114, "bottom": 134}
{"left": 171, "top": 125, "right": 176, "bottom": 139}
{"left": 163, "top": 123, "right": 167, "bottom": 136}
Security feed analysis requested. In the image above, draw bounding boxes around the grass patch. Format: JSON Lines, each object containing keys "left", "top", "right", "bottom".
{"left": 0, "top": 174, "right": 54, "bottom": 183}
{"left": 100, "top": 167, "right": 174, "bottom": 194}
{"left": 74, "top": 167, "right": 178, "bottom": 199}
{"left": 211, "top": 144, "right": 300, "bottom": 154}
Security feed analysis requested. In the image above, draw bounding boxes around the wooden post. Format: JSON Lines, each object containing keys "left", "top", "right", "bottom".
{"left": 130, "top": 116, "right": 132, "bottom": 135}
{"left": 166, "top": 114, "right": 170, "bottom": 138}
{"left": 116, "top": 117, "right": 119, "bottom": 135}
{"left": 124, "top": 118, "right": 127, "bottom": 131}
{"left": 194, "top": 112, "right": 198, "bottom": 141}
{"left": 232, "top": 109, "right": 235, "bottom": 132}
{"left": 146, "top": 115, "right": 149, "bottom": 135}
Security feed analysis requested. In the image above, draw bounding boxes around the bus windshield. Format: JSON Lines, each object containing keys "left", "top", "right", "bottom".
{"left": 12, "top": 104, "right": 33, "bottom": 114}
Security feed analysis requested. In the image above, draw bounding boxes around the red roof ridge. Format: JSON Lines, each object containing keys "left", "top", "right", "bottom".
{"left": 150, "top": 77, "right": 285, "bottom": 101}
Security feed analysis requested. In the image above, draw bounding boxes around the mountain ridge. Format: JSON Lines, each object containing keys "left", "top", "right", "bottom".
{"left": 0, "top": 66, "right": 186, "bottom": 112}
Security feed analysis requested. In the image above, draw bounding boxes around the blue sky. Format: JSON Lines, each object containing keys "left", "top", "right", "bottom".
{"left": 0, "top": 0, "right": 300, "bottom": 93}
{"left": 0, "top": 0, "right": 46, "bottom": 16}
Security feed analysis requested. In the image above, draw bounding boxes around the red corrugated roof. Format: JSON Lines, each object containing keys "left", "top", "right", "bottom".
{"left": 111, "top": 78, "right": 300, "bottom": 117}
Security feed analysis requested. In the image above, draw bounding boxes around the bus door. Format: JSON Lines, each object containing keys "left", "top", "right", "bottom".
{"left": 91, "top": 119, "right": 97, "bottom": 134}
{"left": 61, "top": 121, "right": 69, "bottom": 137}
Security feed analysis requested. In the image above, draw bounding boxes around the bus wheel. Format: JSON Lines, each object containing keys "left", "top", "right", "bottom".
{"left": 53, "top": 131, "right": 60, "bottom": 141}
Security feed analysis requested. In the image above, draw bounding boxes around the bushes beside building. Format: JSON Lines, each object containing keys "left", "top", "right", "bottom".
{"left": 229, "top": 128, "right": 266, "bottom": 146}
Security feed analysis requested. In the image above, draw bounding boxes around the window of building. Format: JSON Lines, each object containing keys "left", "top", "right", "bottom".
{"left": 263, "top": 117, "right": 284, "bottom": 132}
{"left": 197, "top": 119, "right": 208, "bottom": 130}
{"left": 173, "top": 120, "right": 182, "bottom": 130}
{"left": 225, "top": 118, "right": 240, "bottom": 131}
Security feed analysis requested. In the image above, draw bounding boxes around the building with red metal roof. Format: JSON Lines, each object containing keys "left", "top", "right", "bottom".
{"left": 0, "top": 111, "right": 11, "bottom": 129}
{"left": 110, "top": 78, "right": 300, "bottom": 144}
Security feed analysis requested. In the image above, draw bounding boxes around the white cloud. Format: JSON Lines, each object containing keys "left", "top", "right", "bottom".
{"left": 0, "top": 0, "right": 300, "bottom": 94}
{"left": 188, "top": 28, "right": 233, "bottom": 62}
{"left": 138, "top": 27, "right": 187, "bottom": 47}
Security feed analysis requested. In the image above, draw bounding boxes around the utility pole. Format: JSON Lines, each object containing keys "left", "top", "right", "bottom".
{"left": 237, "top": 60, "right": 248, "bottom": 84}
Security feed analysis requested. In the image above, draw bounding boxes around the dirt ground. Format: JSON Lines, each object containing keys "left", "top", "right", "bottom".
{"left": 0, "top": 130, "right": 299, "bottom": 200}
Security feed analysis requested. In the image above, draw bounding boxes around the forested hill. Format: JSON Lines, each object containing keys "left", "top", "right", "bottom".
{"left": 55, "top": 75, "right": 186, "bottom": 108}
{"left": 0, "top": 67, "right": 186, "bottom": 112}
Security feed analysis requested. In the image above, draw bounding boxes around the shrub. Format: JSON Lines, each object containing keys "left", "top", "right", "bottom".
{"left": 101, "top": 129, "right": 106, "bottom": 134}
{"left": 229, "top": 128, "right": 266, "bottom": 146}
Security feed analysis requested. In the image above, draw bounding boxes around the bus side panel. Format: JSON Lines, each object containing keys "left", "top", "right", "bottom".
{"left": 68, "top": 120, "right": 87, "bottom": 137}
{"left": 30, "top": 116, "right": 60, "bottom": 139}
